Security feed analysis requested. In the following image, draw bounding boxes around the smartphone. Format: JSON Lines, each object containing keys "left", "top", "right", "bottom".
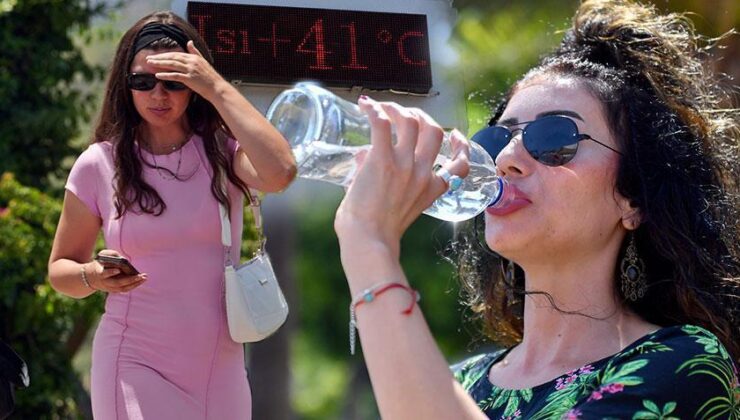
{"left": 95, "top": 254, "right": 140, "bottom": 276}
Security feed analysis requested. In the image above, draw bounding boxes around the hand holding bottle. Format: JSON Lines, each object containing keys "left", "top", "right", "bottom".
{"left": 267, "top": 82, "right": 508, "bottom": 222}
{"left": 334, "top": 97, "right": 470, "bottom": 257}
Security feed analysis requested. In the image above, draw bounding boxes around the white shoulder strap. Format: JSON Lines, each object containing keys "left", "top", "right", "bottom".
{"left": 219, "top": 201, "right": 232, "bottom": 247}
{"left": 219, "top": 185, "right": 266, "bottom": 254}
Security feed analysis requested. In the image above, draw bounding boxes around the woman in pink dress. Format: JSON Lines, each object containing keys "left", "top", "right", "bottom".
{"left": 47, "top": 11, "right": 296, "bottom": 419}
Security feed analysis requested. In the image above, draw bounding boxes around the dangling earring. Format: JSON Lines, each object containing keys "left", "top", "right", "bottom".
{"left": 620, "top": 233, "right": 647, "bottom": 301}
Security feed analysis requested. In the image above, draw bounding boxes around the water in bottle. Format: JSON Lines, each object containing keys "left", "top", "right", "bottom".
{"left": 266, "top": 82, "right": 508, "bottom": 222}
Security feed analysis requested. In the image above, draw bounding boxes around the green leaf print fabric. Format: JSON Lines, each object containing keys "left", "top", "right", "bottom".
{"left": 452, "top": 325, "right": 739, "bottom": 419}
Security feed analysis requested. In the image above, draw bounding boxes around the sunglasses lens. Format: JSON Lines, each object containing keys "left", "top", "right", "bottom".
{"left": 523, "top": 116, "right": 579, "bottom": 166}
{"left": 472, "top": 126, "right": 512, "bottom": 161}
{"left": 163, "top": 80, "right": 188, "bottom": 91}
{"left": 128, "top": 74, "right": 188, "bottom": 91}
{"left": 128, "top": 74, "right": 156, "bottom": 90}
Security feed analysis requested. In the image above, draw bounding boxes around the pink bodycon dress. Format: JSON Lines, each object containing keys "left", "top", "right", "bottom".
{"left": 65, "top": 135, "right": 251, "bottom": 419}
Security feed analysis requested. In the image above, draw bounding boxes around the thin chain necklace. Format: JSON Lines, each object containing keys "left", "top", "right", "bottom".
{"left": 151, "top": 145, "right": 184, "bottom": 180}
{"left": 142, "top": 135, "right": 198, "bottom": 181}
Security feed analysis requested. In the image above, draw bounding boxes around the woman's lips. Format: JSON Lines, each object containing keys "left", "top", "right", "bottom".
{"left": 148, "top": 107, "right": 171, "bottom": 117}
{"left": 486, "top": 184, "right": 531, "bottom": 217}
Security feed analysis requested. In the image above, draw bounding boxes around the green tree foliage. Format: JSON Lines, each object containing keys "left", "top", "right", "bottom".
{"left": 453, "top": 0, "right": 738, "bottom": 132}
{"left": 292, "top": 190, "right": 471, "bottom": 418}
{"left": 0, "top": 173, "right": 104, "bottom": 418}
{"left": 0, "top": 170, "right": 259, "bottom": 418}
{"left": 296, "top": 197, "right": 465, "bottom": 356}
{"left": 0, "top": 0, "right": 107, "bottom": 190}
{"left": 453, "top": 0, "right": 578, "bottom": 131}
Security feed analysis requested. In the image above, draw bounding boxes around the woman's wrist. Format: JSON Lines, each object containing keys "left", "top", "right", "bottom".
{"left": 339, "top": 238, "right": 406, "bottom": 293}
{"left": 338, "top": 233, "right": 400, "bottom": 262}
{"left": 80, "top": 262, "right": 97, "bottom": 291}
{"left": 204, "top": 78, "right": 234, "bottom": 105}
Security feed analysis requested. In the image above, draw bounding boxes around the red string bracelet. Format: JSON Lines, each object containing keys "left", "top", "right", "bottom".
{"left": 349, "top": 282, "right": 420, "bottom": 355}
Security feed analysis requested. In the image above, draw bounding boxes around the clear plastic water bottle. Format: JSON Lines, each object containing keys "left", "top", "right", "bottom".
{"left": 266, "top": 82, "right": 508, "bottom": 222}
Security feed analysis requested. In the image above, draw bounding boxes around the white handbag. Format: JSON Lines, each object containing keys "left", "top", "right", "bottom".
{"left": 220, "top": 188, "right": 288, "bottom": 343}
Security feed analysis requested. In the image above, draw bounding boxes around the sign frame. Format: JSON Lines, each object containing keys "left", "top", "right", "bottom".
{"left": 171, "top": 0, "right": 466, "bottom": 131}
{"left": 186, "top": 2, "right": 435, "bottom": 93}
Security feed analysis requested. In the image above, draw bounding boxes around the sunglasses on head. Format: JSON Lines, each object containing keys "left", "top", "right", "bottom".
{"left": 471, "top": 115, "right": 623, "bottom": 166}
{"left": 127, "top": 73, "right": 188, "bottom": 91}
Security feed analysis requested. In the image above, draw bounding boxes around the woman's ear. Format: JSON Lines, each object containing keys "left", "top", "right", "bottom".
{"left": 615, "top": 191, "right": 642, "bottom": 230}
{"left": 620, "top": 199, "right": 642, "bottom": 230}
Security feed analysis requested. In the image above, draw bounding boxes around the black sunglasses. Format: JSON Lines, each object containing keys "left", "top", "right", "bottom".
{"left": 471, "top": 115, "right": 623, "bottom": 166}
{"left": 127, "top": 73, "right": 188, "bottom": 91}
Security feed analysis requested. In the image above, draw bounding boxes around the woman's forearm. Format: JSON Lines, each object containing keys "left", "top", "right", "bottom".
{"left": 340, "top": 240, "right": 487, "bottom": 420}
{"left": 209, "top": 81, "right": 296, "bottom": 191}
{"left": 48, "top": 258, "right": 96, "bottom": 299}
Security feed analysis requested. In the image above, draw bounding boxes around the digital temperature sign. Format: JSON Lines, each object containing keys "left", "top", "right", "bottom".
{"left": 187, "top": 2, "right": 433, "bottom": 93}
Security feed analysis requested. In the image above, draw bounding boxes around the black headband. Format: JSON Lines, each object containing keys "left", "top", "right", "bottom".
{"left": 132, "top": 22, "right": 189, "bottom": 59}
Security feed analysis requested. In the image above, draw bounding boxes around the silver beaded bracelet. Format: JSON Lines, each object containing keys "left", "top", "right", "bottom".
{"left": 80, "top": 265, "right": 94, "bottom": 290}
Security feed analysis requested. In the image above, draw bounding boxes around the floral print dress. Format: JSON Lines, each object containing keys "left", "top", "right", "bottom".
{"left": 453, "top": 325, "right": 739, "bottom": 419}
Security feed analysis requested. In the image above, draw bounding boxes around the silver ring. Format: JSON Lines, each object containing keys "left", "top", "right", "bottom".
{"left": 435, "top": 167, "right": 452, "bottom": 184}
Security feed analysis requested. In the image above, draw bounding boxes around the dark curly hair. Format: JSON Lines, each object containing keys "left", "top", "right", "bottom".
{"left": 453, "top": 0, "right": 740, "bottom": 363}
{"left": 92, "top": 11, "right": 250, "bottom": 218}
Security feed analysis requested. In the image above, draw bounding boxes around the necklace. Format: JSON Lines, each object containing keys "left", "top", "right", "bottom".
{"left": 146, "top": 136, "right": 188, "bottom": 154}
{"left": 141, "top": 135, "right": 199, "bottom": 181}
{"left": 150, "top": 146, "right": 185, "bottom": 180}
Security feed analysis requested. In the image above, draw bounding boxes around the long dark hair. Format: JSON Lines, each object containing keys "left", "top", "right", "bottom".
{"left": 92, "top": 11, "right": 249, "bottom": 217}
{"left": 453, "top": 0, "right": 740, "bottom": 362}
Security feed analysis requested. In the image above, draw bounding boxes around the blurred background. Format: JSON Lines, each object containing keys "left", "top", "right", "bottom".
{"left": 0, "top": 0, "right": 737, "bottom": 418}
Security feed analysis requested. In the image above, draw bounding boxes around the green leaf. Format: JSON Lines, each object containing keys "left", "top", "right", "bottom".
{"left": 643, "top": 399, "right": 660, "bottom": 413}
{"left": 632, "top": 410, "right": 659, "bottom": 420}
{"left": 521, "top": 387, "right": 533, "bottom": 402}
{"left": 663, "top": 401, "right": 676, "bottom": 414}
{"left": 604, "top": 359, "right": 649, "bottom": 383}
{"left": 617, "top": 376, "right": 645, "bottom": 386}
